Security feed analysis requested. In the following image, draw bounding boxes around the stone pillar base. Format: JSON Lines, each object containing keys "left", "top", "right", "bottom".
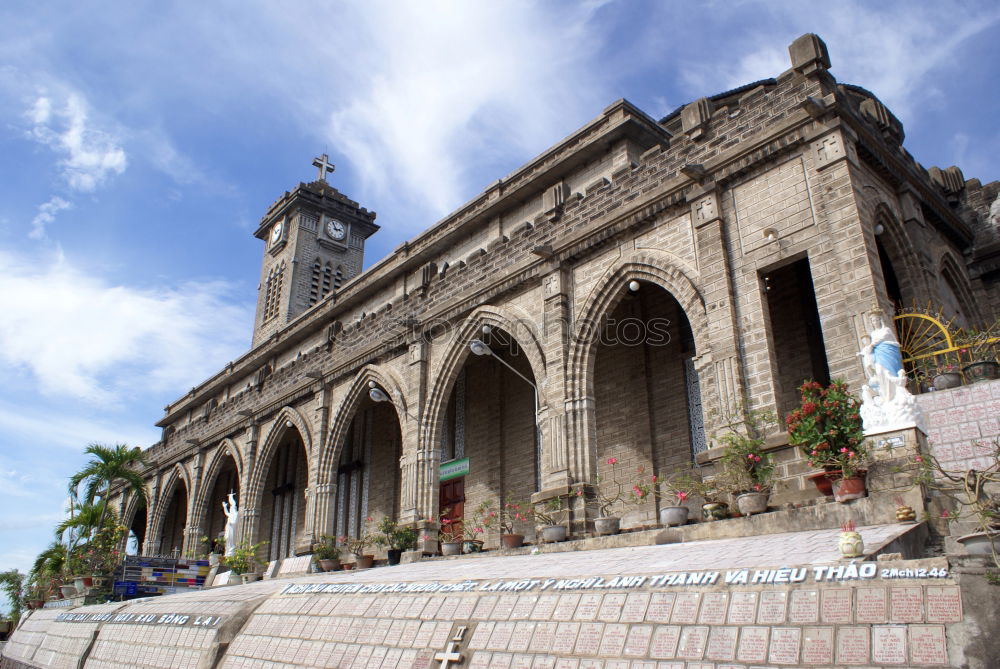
{"left": 865, "top": 426, "right": 929, "bottom": 515}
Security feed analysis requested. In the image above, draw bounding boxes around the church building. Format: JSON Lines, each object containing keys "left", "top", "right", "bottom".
{"left": 115, "top": 33, "right": 1000, "bottom": 563}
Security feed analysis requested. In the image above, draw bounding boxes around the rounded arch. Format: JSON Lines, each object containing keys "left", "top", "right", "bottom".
{"left": 870, "top": 203, "right": 926, "bottom": 308}
{"left": 245, "top": 406, "right": 313, "bottom": 508}
{"left": 423, "top": 304, "right": 548, "bottom": 458}
{"left": 318, "top": 364, "right": 409, "bottom": 482}
{"left": 569, "top": 250, "right": 709, "bottom": 402}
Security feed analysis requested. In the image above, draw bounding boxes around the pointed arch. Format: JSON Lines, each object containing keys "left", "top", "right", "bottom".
{"left": 938, "top": 250, "right": 979, "bottom": 326}
{"left": 870, "top": 203, "right": 926, "bottom": 308}
{"left": 245, "top": 406, "right": 313, "bottom": 506}
{"left": 191, "top": 439, "right": 243, "bottom": 548}
{"left": 149, "top": 462, "right": 191, "bottom": 555}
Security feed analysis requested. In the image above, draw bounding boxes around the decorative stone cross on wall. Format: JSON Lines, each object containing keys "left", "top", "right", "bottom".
{"left": 434, "top": 624, "right": 468, "bottom": 667}
{"left": 312, "top": 154, "right": 335, "bottom": 182}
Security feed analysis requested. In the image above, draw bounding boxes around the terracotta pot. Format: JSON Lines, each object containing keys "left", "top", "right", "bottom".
{"left": 73, "top": 576, "right": 93, "bottom": 591}
{"left": 963, "top": 361, "right": 1000, "bottom": 383}
{"left": 541, "top": 525, "right": 567, "bottom": 543}
{"left": 832, "top": 476, "right": 867, "bottom": 503}
{"left": 839, "top": 531, "right": 864, "bottom": 558}
{"left": 341, "top": 562, "right": 354, "bottom": 570}
{"left": 462, "top": 540, "right": 484, "bottom": 554}
{"left": 701, "top": 502, "right": 729, "bottom": 521}
{"left": 440, "top": 541, "right": 463, "bottom": 556}
{"left": 500, "top": 534, "right": 524, "bottom": 549}
{"left": 594, "top": 517, "right": 621, "bottom": 536}
{"left": 354, "top": 554, "right": 375, "bottom": 569}
{"left": 659, "top": 506, "right": 689, "bottom": 527}
{"left": 736, "top": 492, "right": 769, "bottom": 516}
{"left": 387, "top": 549, "right": 403, "bottom": 565}
{"left": 318, "top": 558, "right": 341, "bottom": 572}
{"left": 807, "top": 470, "right": 838, "bottom": 496}
{"left": 933, "top": 372, "right": 963, "bottom": 390}
{"left": 27, "top": 599, "right": 45, "bottom": 610}
{"left": 59, "top": 585, "right": 78, "bottom": 598}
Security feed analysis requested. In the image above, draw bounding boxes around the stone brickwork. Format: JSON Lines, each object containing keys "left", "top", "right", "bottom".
{"left": 109, "top": 33, "right": 997, "bottom": 565}
{"left": 917, "top": 379, "right": 1000, "bottom": 473}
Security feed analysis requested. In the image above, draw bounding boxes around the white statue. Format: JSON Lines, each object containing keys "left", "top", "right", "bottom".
{"left": 222, "top": 492, "right": 239, "bottom": 557}
{"left": 858, "top": 309, "right": 926, "bottom": 434}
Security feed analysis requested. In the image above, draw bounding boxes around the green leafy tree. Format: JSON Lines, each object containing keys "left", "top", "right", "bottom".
{"left": 68, "top": 444, "right": 148, "bottom": 533}
{"left": 0, "top": 569, "right": 26, "bottom": 624}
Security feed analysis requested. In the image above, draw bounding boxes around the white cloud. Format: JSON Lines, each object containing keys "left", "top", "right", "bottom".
{"left": 0, "top": 249, "right": 253, "bottom": 406}
{"left": 26, "top": 92, "right": 127, "bottom": 192}
{"left": 29, "top": 195, "right": 71, "bottom": 239}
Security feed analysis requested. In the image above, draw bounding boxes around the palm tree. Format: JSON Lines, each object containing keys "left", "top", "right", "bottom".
{"left": 28, "top": 542, "right": 68, "bottom": 600}
{"left": 55, "top": 500, "right": 108, "bottom": 551}
{"left": 68, "top": 443, "right": 148, "bottom": 532}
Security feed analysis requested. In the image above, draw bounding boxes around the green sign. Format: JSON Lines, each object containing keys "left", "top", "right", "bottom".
{"left": 439, "top": 457, "right": 469, "bottom": 481}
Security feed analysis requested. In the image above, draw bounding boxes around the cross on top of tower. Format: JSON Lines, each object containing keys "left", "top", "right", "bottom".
{"left": 312, "top": 153, "right": 335, "bottom": 182}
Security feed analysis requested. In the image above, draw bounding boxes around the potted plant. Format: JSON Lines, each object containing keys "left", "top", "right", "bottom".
{"left": 534, "top": 496, "right": 569, "bottom": 542}
{"left": 787, "top": 379, "right": 868, "bottom": 502}
{"left": 715, "top": 409, "right": 778, "bottom": 516}
{"left": 659, "top": 486, "right": 692, "bottom": 527}
{"left": 462, "top": 500, "right": 494, "bottom": 553}
{"left": 497, "top": 494, "right": 531, "bottom": 549}
{"left": 202, "top": 535, "right": 225, "bottom": 567}
{"left": 955, "top": 323, "right": 999, "bottom": 383}
{"left": 312, "top": 535, "right": 342, "bottom": 571}
{"left": 438, "top": 508, "right": 464, "bottom": 556}
{"left": 674, "top": 471, "right": 730, "bottom": 520}
{"left": 373, "top": 517, "right": 417, "bottom": 565}
{"left": 223, "top": 540, "right": 268, "bottom": 583}
{"left": 591, "top": 456, "right": 628, "bottom": 535}
{"left": 924, "top": 352, "right": 964, "bottom": 390}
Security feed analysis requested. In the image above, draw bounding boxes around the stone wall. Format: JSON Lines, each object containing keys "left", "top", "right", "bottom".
{"left": 917, "top": 379, "right": 1000, "bottom": 472}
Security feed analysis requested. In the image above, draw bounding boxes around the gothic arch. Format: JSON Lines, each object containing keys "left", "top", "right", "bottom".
{"left": 190, "top": 439, "right": 243, "bottom": 540}
{"left": 937, "top": 250, "right": 979, "bottom": 325}
{"left": 423, "top": 304, "right": 548, "bottom": 457}
{"left": 245, "top": 406, "right": 313, "bottom": 509}
{"left": 870, "top": 203, "right": 926, "bottom": 307}
{"left": 318, "top": 364, "right": 411, "bottom": 482}
{"left": 148, "top": 462, "right": 191, "bottom": 554}
{"left": 568, "top": 249, "right": 709, "bottom": 402}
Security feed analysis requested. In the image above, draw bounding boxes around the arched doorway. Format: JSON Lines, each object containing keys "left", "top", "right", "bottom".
{"left": 158, "top": 484, "right": 187, "bottom": 557}
{"left": 331, "top": 396, "right": 402, "bottom": 541}
{"left": 259, "top": 430, "right": 309, "bottom": 561}
{"left": 126, "top": 498, "right": 146, "bottom": 555}
{"left": 203, "top": 455, "right": 239, "bottom": 554}
{"left": 592, "top": 281, "right": 702, "bottom": 525}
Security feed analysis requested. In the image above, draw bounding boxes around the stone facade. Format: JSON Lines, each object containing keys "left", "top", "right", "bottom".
{"left": 113, "top": 34, "right": 999, "bottom": 560}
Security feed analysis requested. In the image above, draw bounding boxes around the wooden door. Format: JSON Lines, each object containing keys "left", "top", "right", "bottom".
{"left": 439, "top": 477, "right": 465, "bottom": 541}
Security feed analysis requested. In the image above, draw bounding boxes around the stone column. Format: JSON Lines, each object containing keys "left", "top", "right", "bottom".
{"left": 539, "top": 267, "right": 575, "bottom": 489}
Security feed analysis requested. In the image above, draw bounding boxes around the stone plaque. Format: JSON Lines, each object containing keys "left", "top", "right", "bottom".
{"left": 378, "top": 596, "right": 400, "bottom": 617}
{"left": 475, "top": 595, "right": 500, "bottom": 620}
{"left": 598, "top": 624, "right": 628, "bottom": 657}
{"left": 889, "top": 586, "right": 923, "bottom": 623}
{"left": 597, "top": 593, "right": 626, "bottom": 622}
{"left": 872, "top": 625, "right": 908, "bottom": 665}
{"left": 384, "top": 619, "right": 405, "bottom": 646}
{"left": 511, "top": 596, "right": 537, "bottom": 620}
{"left": 671, "top": 593, "right": 701, "bottom": 624}
{"left": 578, "top": 661, "right": 603, "bottom": 669}
{"left": 413, "top": 621, "right": 435, "bottom": 648}
{"left": 768, "top": 627, "right": 801, "bottom": 665}
{"left": 575, "top": 594, "right": 602, "bottom": 621}
{"left": 758, "top": 591, "right": 787, "bottom": 624}
{"left": 788, "top": 589, "right": 818, "bottom": 624}
{"left": 645, "top": 592, "right": 676, "bottom": 623}
{"left": 623, "top": 625, "right": 653, "bottom": 656}
{"left": 401, "top": 620, "right": 421, "bottom": 647}
{"left": 649, "top": 625, "right": 681, "bottom": 659}
{"left": 835, "top": 626, "right": 870, "bottom": 665}
{"left": 532, "top": 656, "right": 556, "bottom": 669}
{"left": 652, "top": 663, "right": 683, "bottom": 669}
{"left": 437, "top": 596, "right": 460, "bottom": 621}
{"left": 554, "top": 657, "right": 579, "bottom": 669}
{"left": 490, "top": 653, "right": 514, "bottom": 669}
{"left": 603, "top": 662, "right": 629, "bottom": 669}
{"left": 698, "top": 592, "right": 728, "bottom": 625}
{"left": 511, "top": 655, "right": 533, "bottom": 669}
{"left": 532, "top": 595, "right": 559, "bottom": 620}
{"left": 471, "top": 622, "right": 497, "bottom": 649}
{"left": 508, "top": 622, "right": 535, "bottom": 652}
{"left": 909, "top": 624, "right": 947, "bottom": 665}
{"left": 621, "top": 592, "right": 651, "bottom": 623}
{"left": 414, "top": 648, "right": 436, "bottom": 668}
{"left": 820, "top": 588, "right": 851, "bottom": 623}
{"left": 574, "top": 622, "right": 603, "bottom": 655}
{"left": 494, "top": 595, "right": 518, "bottom": 621}
{"left": 676, "top": 626, "right": 709, "bottom": 660}
{"left": 399, "top": 649, "right": 418, "bottom": 667}
{"left": 727, "top": 591, "right": 757, "bottom": 624}
{"left": 926, "top": 586, "right": 962, "bottom": 622}
{"left": 705, "top": 626, "right": 738, "bottom": 661}
{"left": 455, "top": 597, "right": 478, "bottom": 620}
{"left": 552, "top": 622, "right": 581, "bottom": 654}
{"left": 554, "top": 595, "right": 582, "bottom": 621}
{"left": 430, "top": 621, "right": 452, "bottom": 648}
{"left": 856, "top": 587, "right": 887, "bottom": 623}
{"left": 800, "top": 626, "right": 834, "bottom": 665}
{"left": 393, "top": 596, "right": 415, "bottom": 618}
{"left": 469, "top": 651, "right": 492, "bottom": 669}
{"left": 530, "top": 622, "right": 557, "bottom": 653}
{"left": 736, "top": 625, "right": 769, "bottom": 664}
{"left": 489, "top": 622, "right": 517, "bottom": 651}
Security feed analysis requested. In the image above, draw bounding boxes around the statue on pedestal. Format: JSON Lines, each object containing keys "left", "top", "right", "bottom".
{"left": 859, "top": 308, "right": 926, "bottom": 434}
{"left": 222, "top": 492, "right": 239, "bottom": 557}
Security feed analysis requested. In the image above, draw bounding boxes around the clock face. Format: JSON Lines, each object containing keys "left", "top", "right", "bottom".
{"left": 270, "top": 220, "right": 283, "bottom": 243}
{"left": 326, "top": 218, "right": 347, "bottom": 241}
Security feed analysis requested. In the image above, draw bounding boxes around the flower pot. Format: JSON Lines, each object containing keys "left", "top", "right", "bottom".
{"left": 341, "top": 562, "right": 354, "bottom": 570}
{"left": 963, "top": 361, "right": 1000, "bottom": 383}
{"left": 318, "top": 558, "right": 341, "bottom": 572}
{"left": 594, "top": 517, "right": 621, "bottom": 536}
{"left": 387, "top": 549, "right": 403, "bottom": 565}
{"left": 736, "top": 492, "right": 769, "bottom": 516}
{"left": 73, "top": 576, "right": 93, "bottom": 592}
{"left": 354, "top": 554, "right": 375, "bottom": 569}
{"left": 208, "top": 553, "right": 221, "bottom": 567}
{"left": 240, "top": 572, "right": 261, "bottom": 584}
{"left": 832, "top": 476, "right": 867, "bottom": 503}
{"left": 807, "top": 470, "right": 838, "bottom": 496}
{"left": 500, "top": 534, "right": 524, "bottom": 549}
{"left": 27, "top": 599, "right": 45, "bottom": 610}
{"left": 59, "top": 585, "right": 78, "bottom": 598}
{"left": 440, "top": 541, "right": 463, "bottom": 556}
{"left": 462, "top": 540, "right": 484, "bottom": 554}
{"left": 956, "top": 531, "right": 999, "bottom": 555}
{"left": 659, "top": 506, "right": 689, "bottom": 527}
{"left": 839, "top": 531, "right": 864, "bottom": 558}
{"left": 701, "top": 502, "right": 729, "bottom": 521}
{"left": 541, "top": 525, "right": 567, "bottom": 543}
{"left": 933, "top": 372, "right": 963, "bottom": 390}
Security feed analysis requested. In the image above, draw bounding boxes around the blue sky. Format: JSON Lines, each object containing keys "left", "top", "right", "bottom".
{"left": 1, "top": 1, "right": 997, "bottom": 609}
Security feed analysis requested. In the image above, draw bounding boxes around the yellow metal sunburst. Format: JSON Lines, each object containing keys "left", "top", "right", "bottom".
{"left": 893, "top": 312, "right": 957, "bottom": 363}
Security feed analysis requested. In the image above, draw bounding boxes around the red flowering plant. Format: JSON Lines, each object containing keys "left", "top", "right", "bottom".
{"left": 437, "top": 509, "right": 463, "bottom": 543}
{"left": 496, "top": 494, "right": 532, "bottom": 536}
{"left": 715, "top": 409, "right": 778, "bottom": 495}
{"left": 592, "top": 456, "right": 628, "bottom": 518}
{"left": 786, "top": 379, "right": 867, "bottom": 479}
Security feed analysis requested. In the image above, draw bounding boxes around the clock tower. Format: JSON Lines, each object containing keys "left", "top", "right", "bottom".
{"left": 251, "top": 155, "right": 379, "bottom": 347}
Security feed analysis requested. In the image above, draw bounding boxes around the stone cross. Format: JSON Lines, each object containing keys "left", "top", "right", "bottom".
{"left": 312, "top": 154, "right": 335, "bottom": 182}
{"left": 433, "top": 625, "right": 468, "bottom": 667}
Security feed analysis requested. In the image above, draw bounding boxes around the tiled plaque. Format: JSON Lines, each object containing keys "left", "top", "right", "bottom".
{"left": 578, "top": 660, "right": 604, "bottom": 669}
{"left": 508, "top": 622, "right": 535, "bottom": 652}
{"left": 727, "top": 592, "right": 757, "bottom": 624}
{"left": 471, "top": 622, "right": 497, "bottom": 649}
{"left": 645, "top": 593, "right": 676, "bottom": 623}
{"left": 597, "top": 594, "right": 627, "bottom": 622}
{"left": 530, "top": 622, "right": 557, "bottom": 653}
{"left": 757, "top": 591, "right": 787, "bottom": 624}
{"left": 788, "top": 590, "right": 818, "bottom": 623}
{"left": 574, "top": 622, "right": 603, "bottom": 655}
{"left": 623, "top": 625, "right": 653, "bottom": 657}
{"left": 511, "top": 596, "right": 538, "bottom": 620}
{"left": 438, "top": 597, "right": 460, "bottom": 621}
{"left": 454, "top": 597, "right": 478, "bottom": 620}
{"left": 649, "top": 625, "right": 681, "bottom": 659}
{"left": 474, "top": 596, "right": 500, "bottom": 620}
{"left": 697, "top": 592, "right": 728, "bottom": 625}
{"left": 653, "top": 661, "right": 683, "bottom": 669}
{"left": 620, "top": 593, "right": 651, "bottom": 623}
{"left": 393, "top": 597, "right": 415, "bottom": 619}
{"left": 603, "top": 662, "right": 629, "bottom": 669}
{"left": 511, "top": 654, "right": 534, "bottom": 669}
{"left": 575, "top": 594, "right": 603, "bottom": 621}
{"left": 926, "top": 586, "right": 963, "bottom": 622}
{"left": 768, "top": 627, "right": 801, "bottom": 665}
{"left": 532, "top": 656, "right": 556, "bottom": 669}
{"left": 420, "top": 597, "right": 443, "bottom": 620}
{"left": 598, "top": 624, "right": 628, "bottom": 657}
{"left": 400, "top": 620, "right": 421, "bottom": 647}
{"left": 384, "top": 619, "right": 405, "bottom": 646}
{"left": 872, "top": 625, "right": 908, "bottom": 665}
{"left": 800, "top": 626, "right": 834, "bottom": 664}
{"left": 628, "top": 662, "right": 656, "bottom": 669}
{"left": 705, "top": 626, "right": 738, "bottom": 661}
{"left": 551, "top": 622, "right": 581, "bottom": 654}
{"left": 835, "top": 626, "right": 870, "bottom": 665}
{"left": 554, "top": 657, "right": 579, "bottom": 669}
{"left": 489, "top": 622, "right": 517, "bottom": 651}
{"left": 676, "top": 626, "right": 709, "bottom": 660}
{"left": 469, "top": 651, "right": 492, "bottom": 669}
{"left": 430, "top": 621, "right": 452, "bottom": 648}
{"left": 399, "top": 648, "right": 418, "bottom": 666}
{"left": 820, "top": 588, "right": 852, "bottom": 623}
{"left": 736, "top": 627, "right": 771, "bottom": 662}
{"left": 554, "top": 595, "right": 582, "bottom": 621}
{"left": 413, "top": 648, "right": 435, "bottom": 669}
{"left": 855, "top": 587, "right": 887, "bottom": 623}
{"left": 670, "top": 593, "right": 701, "bottom": 624}
{"left": 532, "top": 595, "right": 559, "bottom": 621}
{"left": 490, "top": 652, "right": 514, "bottom": 669}
{"left": 909, "top": 624, "right": 948, "bottom": 665}
{"left": 378, "top": 596, "right": 399, "bottom": 617}
{"left": 889, "top": 586, "right": 923, "bottom": 623}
